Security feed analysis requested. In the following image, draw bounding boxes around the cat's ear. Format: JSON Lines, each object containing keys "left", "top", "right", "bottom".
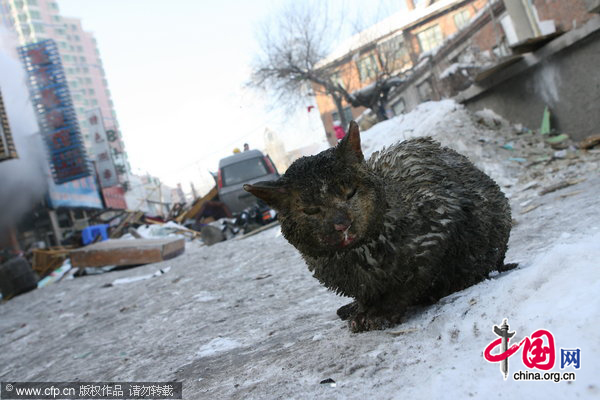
{"left": 244, "top": 181, "right": 289, "bottom": 210}
{"left": 337, "top": 120, "right": 364, "bottom": 163}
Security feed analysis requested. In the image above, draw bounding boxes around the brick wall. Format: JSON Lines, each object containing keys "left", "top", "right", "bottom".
{"left": 533, "top": 0, "right": 594, "bottom": 31}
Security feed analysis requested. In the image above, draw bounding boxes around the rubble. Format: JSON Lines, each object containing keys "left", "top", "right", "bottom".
{"left": 69, "top": 238, "right": 185, "bottom": 268}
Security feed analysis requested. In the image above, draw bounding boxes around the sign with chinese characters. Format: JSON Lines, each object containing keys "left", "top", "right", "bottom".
{"left": 102, "top": 186, "right": 127, "bottom": 209}
{"left": 18, "top": 39, "right": 90, "bottom": 183}
{"left": 46, "top": 175, "right": 103, "bottom": 209}
{"left": 86, "top": 109, "right": 118, "bottom": 188}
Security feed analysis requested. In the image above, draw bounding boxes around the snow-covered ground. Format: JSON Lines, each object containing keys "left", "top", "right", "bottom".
{"left": 1, "top": 101, "right": 599, "bottom": 399}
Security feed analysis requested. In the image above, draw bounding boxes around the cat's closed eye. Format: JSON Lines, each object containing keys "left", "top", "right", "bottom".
{"left": 303, "top": 207, "right": 321, "bottom": 215}
{"left": 346, "top": 187, "right": 357, "bottom": 200}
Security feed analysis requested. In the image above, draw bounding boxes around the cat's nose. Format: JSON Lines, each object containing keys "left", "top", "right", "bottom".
{"left": 334, "top": 223, "right": 349, "bottom": 232}
{"left": 333, "top": 213, "right": 351, "bottom": 231}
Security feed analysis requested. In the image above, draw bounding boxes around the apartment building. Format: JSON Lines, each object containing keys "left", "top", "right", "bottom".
{"left": 0, "top": 0, "right": 130, "bottom": 185}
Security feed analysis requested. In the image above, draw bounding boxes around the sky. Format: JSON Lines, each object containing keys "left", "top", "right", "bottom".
{"left": 56, "top": 0, "right": 408, "bottom": 194}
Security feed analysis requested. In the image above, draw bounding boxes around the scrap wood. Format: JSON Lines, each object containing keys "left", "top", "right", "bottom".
{"left": 474, "top": 55, "right": 522, "bottom": 82}
{"left": 510, "top": 30, "right": 564, "bottom": 54}
{"left": 176, "top": 186, "right": 218, "bottom": 223}
{"left": 167, "top": 202, "right": 186, "bottom": 221}
{"left": 559, "top": 190, "right": 584, "bottom": 199}
{"left": 70, "top": 238, "right": 185, "bottom": 268}
{"left": 110, "top": 211, "right": 144, "bottom": 238}
{"left": 234, "top": 221, "right": 280, "bottom": 240}
{"left": 539, "top": 178, "right": 586, "bottom": 196}
{"left": 32, "top": 247, "right": 73, "bottom": 277}
{"left": 144, "top": 219, "right": 202, "bottom": 239}
{"left": 579, "top": 134, "right": 600, "bottom": 150}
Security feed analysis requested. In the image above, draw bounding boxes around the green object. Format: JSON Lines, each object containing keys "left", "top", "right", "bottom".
{"left": 508, "top": 157, "right": 527, "bottom": 163}
{"left": 540, "top": 107, "right": 551, "bottom": 135}
{"left": 546, "top": 134, "right": 569, "bottom": 144}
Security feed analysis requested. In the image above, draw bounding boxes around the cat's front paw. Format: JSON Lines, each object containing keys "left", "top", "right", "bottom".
{"left": 349, "top": 312, "right": 399, "bottom": 333}
{"left": 337, "top": 301, "right": 359, "bottom": 321}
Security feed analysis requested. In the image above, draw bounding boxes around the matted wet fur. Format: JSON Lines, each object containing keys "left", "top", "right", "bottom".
{"left": 245, "top": 121, "right": 512, "bottom": 332}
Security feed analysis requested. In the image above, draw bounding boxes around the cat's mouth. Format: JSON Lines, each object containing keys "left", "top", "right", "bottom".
{"left": 340, "top": 225, "right": 356, "bottom": 247}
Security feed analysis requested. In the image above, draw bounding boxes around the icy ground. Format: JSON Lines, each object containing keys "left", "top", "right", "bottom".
{"left": 2, "top": 102, "right": 600, "bottom": 399}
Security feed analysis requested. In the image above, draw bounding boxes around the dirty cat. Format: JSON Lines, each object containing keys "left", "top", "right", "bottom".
{"left": 245, "top": 122, "right": 512, "bottom": 332}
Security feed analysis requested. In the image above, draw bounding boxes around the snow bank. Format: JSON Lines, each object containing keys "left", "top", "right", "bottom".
{"left": 361, "top": 100, "right": 518, "bottom": 188}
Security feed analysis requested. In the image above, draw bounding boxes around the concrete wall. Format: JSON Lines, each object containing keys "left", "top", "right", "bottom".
{"left": 462, "top": 19, "right": 600, "bottom": 141}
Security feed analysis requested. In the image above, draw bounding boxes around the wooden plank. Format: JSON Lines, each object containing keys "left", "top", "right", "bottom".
{"left": 510, "top": 31, "right": 564, "bottom": 54}
{"left": 176, "top": 186, "right": 218, "bottom": 223}
{"left": 475, "top": 55, "right": 523, "bottom": 83}
{"left": 69, "top": 238, "right": 185, "bottom": 268}
{"left": 234, "top": 221, "right": 280, "bottom": 240}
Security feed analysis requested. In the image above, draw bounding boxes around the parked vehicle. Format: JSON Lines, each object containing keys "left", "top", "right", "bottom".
{"left": 217, "top": 150, "right": 279, "bottom": 214}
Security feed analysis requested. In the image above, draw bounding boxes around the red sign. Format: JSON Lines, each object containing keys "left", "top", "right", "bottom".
{"left": 102, "top": 186, "right": 127, "bottom": 209}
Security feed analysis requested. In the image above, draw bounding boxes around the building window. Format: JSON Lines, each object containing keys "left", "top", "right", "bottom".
{"left": 417, "top": 24, "right": 443, "bottom": 53}
{"left": 49, "top": 2, "right": 59, "bottom": 10}
{"left": 356, "top": 54, "right": 379, "bottom": 82}
{"left": 71, "top": 24, "right": 77, "bottom": 30}
{"left": 74, "top": 35, "right": 80, "bottom": 41}
{"left": 85, "top": 77, "right": 92, "bottom": 84}
{"left": 55, "top": 27, "right": 64, "bottom": 35}
{"left": 330, "top": 71, "right": 345, "bottom": 89}
{"left": 454, "top": 9, "right": 471, "bottom": 30}
{"left": 29, "top": 10, "right": 41, "bottom": 19}
{"left": 378, "top": 34, "right": 411, "bottom": 71}
{"left": 32, "top": 22, "right": 44, "bottom": 33}
{"left": 52, "top": 15, "right": 61, "bottom": 23}
{"left": 331, "top": 107, "right": 353, "bottom": 129}
{"left": 80, "top": 56, "right": 86, "bottom": 63}
{"left": 26, "top": 0, "right": 38, "bottom": 6}
{"left": 88, "top": 89, "right": 95, "bottom": 95}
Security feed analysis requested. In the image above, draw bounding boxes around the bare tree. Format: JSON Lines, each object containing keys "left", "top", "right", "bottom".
{"left": 250, "top": 2, "right": 407, "bottom": 129}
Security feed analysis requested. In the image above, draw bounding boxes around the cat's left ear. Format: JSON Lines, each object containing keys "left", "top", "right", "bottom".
{"left": 337, "top": 120, "right": 364, "bottom": 163}
{"left": 244, "top": 180, "right": 289, "bottom": 211}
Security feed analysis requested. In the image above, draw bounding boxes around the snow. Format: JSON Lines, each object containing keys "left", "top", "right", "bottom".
{"left": 120, "top": 221, "right": 189, "bottom": 240}
{"left": 439, "top": 62, "right": 478, "bottom": 79}
{"left": 1, "top": 101, "right": 600, "bottom": 399}
{"left": 317, "top": 0, "right": 463, "bottom": 68}
{"left": 196, "top": 338, "right": 242, "bottom": 358}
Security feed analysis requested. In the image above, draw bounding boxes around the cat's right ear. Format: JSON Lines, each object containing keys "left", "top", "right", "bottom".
{"left": 243, "top": 181, "right": 289, "bottom": 211}
{"left": 337, "top": 120, "right": 364, "bottom": 163}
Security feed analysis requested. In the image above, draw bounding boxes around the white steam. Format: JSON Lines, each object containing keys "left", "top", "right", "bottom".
{"left": 0, "top": 30, "right": 48, "bottom": 230}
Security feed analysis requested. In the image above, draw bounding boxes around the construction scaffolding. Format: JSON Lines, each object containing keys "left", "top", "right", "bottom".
{"left": 0, "top": 88, "right": 18, "bottom": 162}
